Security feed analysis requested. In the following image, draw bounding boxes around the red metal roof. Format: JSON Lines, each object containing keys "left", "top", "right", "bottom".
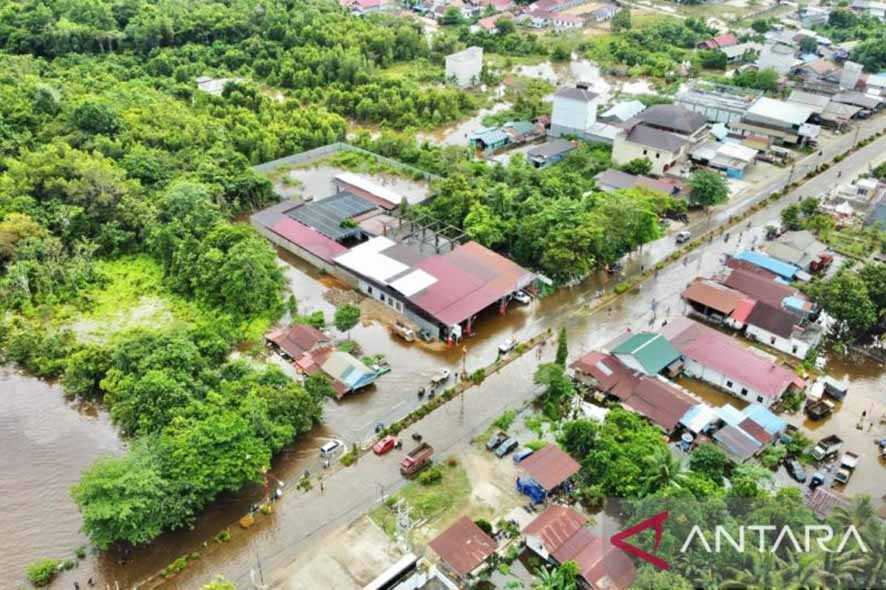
{"left": 522, "top": 505, "right": 586, "bottom": 554}
{"left": 572, "top": 352, "right": 695, "bottom": 432}
{"left": 520, "top": 444, "right": 580, "bottom": 491}
{"left": 682, "top": 278, "right": 746, "bottom": 315}
{"left": 552, "top": 526, "right": 636, "bottom": 590}
{"left": 731, "top": 297, "right": 757, "bottom": 324}
{"left": 662, "top": 318, "right": 798, "bottom": 399}
{"left": 410, "top": 241, "right": 534, "bottom": 327}
{"left": 429, "top": 516, "right": 496, "bottom": 576}
{"left": 270, "top": 217, "right": 348, "bottom": 263}
{"left": 722, "top": 268, "right": 798, "bottom": 308}
{"left": 266, "top": 324, "right": 328, "bottom": 359}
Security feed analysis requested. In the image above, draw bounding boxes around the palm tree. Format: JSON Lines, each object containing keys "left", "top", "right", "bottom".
{"left": 830, "top": 495, "right": 875, "bottom": 530}
{"left": 858, "top": 520, "right": 886, "bottom": 590}
{"left": 533, "top": 562, "right": 578, "bottom": 590}
{"left": 819, "top": 548, "right": 865, "bottom": 588}
{"left": 642, "top": 447, "right": 687, "bottom": 493}
{"left": 721, "top": 552, "right": 789, "bottom": 589}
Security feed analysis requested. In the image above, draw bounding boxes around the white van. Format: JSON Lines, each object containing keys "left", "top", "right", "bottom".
{"left": 320, "top": 440, "right": 341, "bottom": 457}
{"left": 676, "top": 230, "right": 692, "bottom": 244}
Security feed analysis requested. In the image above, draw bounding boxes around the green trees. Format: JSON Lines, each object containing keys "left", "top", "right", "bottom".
{"left": 202, "top": 577, "right": 236, "bottom": 590}
{"left": 334, "top": 303, "right": 362, "bottom": 339}
{"left": 26, "top": 558, "right": 60, "bottom": 587}
{"left": 534, "top": 363, "right": 574, "bottom": 419}
{"left": 619, "top": 158, "right": 653, "bottom": 176}
{"left": 555, "top": 326, "right": 568, "bottom": 366}
{"left": 687, "top": 443, "right": 728, "bottom": 484}
{"left": 611, "top": 8, "right": 632, "bottom": 32}
{"left": 688, "top": 170, "right": 729, "bottom": 208}
{"left": 805, "top": 266, "right": 878, "bottom": 340}
{"left": 72, "top": 354, "right": 324, "bottom": 548}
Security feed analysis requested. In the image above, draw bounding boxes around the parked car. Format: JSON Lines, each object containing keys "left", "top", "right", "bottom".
{"left": 373, "top": 435, "right": 398, "bottom": 455}
{"left": 809, "top": 472, "right": 825, "bottom": 490}
{"left": 495, "top": 438, "right": 519, "bottom": 458}
{"left": 512, "top": 290, "right": 532, "bottom": 304}
{"left": 785, "top": 458, "right": 807, "bottom": 483}
{"left": 486, "top": 432, "right": 507, "bottom": 451}
{"left": 676, "top": 230, "right": 692, "bottom": 244}
{"left": 498, "top": 337, "right": 517, "bottom": 354}
{"left": 430, "top": 368, "right": 450, "bottom": 385}
{"left": 512, "top": 447, "right": 534, "bottom": 464}
{"left": 320, "top": 440, "right": 341, "bottom": 457}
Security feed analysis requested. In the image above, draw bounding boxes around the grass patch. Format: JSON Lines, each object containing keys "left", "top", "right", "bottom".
{"left": 53, "top": 255, "right": 203, "bottom": 342}
{"left": 369, "top": 460, "right": 470, "bottom": 538}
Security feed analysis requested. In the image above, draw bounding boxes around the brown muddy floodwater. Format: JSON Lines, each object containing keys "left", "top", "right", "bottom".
{"left": 0, "top": 369, "right": 123, "bottom": 589}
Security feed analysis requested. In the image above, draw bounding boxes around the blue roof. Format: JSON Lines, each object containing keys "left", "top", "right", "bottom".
{"left": 735, "top": 250, "right": 799, "bottom": 280}
{"left": 473, "top": 129, "right": 510, "bottom": 145}
{"left": 715, "top": 404, "right": 745, "bottom": 427}
{"left": 783, "top": 295, "right": 807, "bottom": 312}
{"left": 741, "top": 404, "right": 786, "bottom": 435}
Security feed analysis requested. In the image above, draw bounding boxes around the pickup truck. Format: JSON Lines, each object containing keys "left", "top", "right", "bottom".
{"left": 811, "top": 435, "right": 843, "bottom": 461}
{"left": 400, "top": 442, "right": 433, "bottom": 476}
{"left": 833, "top": 451, "right": 859, "bottom": 485}
{"left": 805, "top": 399, "right": 835, "bottom": 420}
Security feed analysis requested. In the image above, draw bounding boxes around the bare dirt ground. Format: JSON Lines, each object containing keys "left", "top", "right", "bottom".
{"left": 278, "top": 516, "right": 402, "bottom": 590}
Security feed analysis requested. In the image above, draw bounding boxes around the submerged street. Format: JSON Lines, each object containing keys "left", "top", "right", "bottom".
{"left": 3, "top": 122, "right": 885, "bottom": 590}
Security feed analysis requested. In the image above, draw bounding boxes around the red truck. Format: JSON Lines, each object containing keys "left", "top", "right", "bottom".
{"left": 400, "top": 442, "right": 433, "bottom": 476}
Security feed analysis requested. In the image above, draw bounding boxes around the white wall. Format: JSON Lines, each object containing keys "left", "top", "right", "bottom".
{"left": 612, "top": 134, "right": 679, "bottom": 175}
{"left": 745, "top": 325, "right": 810, "bottom": 359}
{"left": 683, "top": 358, "right": 775, "bottom": 407}
{"left": 445, "top": 47, "right": 483, "bottom": 88}
{"left": 526, "top": 534, "right": 551, "bottom": 560}
{"left": 551, "top": 95, "right": 598, "bottom": 135}
{"left": 614, "top": 352, "right": 646, "bottom": 375}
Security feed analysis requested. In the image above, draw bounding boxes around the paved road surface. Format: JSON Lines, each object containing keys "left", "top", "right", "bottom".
{"left": 168, "top": 125, "right": 886, "bottom": 589}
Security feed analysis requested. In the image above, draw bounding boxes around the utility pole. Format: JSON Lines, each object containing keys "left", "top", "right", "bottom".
{"left": 460, "top": 345, "right": 467, "bottom": 425}
{"left": 852, "top": 123, "right": 861, "bottom": 148}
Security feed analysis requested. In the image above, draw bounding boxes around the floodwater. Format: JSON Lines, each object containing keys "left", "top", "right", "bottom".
{"left": 7, "top": 127, "right": 886, "bottom": 588}
{"left": 0, "top": 370, "right": 124, "bottom": 589}
{"left": 276, "top": 164, "right": 430, "bottom": 205}
{"left": 417, "top": 100, "right": 512, "bottom": 146}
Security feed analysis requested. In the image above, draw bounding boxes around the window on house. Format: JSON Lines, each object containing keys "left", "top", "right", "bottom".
{"left": 726, "top": 380, "right": 733, "bottom": 388}
{"left": 741, "top": 388, "right": 748, "bottom": 396}
{"left": 655, "top": 153, "right": 660, "bottom": 159}
{"left": 380, "top": 294, "right": 385, "bottom": 302}
{"left": 643, "top": 149, "right": 648, "bottom": 155}
{"left": 367, "top": 286, "right": 373, "bottom": 295}
{"left": 757, "top": 396, "right": 763, "bottom": 403}
{"left": 770, "top": 336, "right": 776, "bottom": 345}
{"left": 792, "top": 345, "right": 798, "bottom": 354}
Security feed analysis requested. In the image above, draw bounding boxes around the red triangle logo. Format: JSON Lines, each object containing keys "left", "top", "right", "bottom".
{"left": 610, "top": 511, "right": 670, "bottom": 570}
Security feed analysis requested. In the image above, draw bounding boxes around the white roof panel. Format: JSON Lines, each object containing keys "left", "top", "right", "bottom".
{"left": 335, "top": 172, "right": 403, "bottom": 206}
{"left": 719, "top": 142, "right": 758, "bottom": 162}
{"left": 747, "top": 97, "right": 815, "bottom": 126}
{"left": 389, "top": 269, "right": 438, "bottom": 296}
{"left": 334, "top": 237, "right": 408, "bottom": 284}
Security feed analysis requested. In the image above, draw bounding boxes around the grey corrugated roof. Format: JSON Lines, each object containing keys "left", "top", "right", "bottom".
{"left": 625, "top": 124, "right": 688, "bottom": 152}
{"left": 287, "top": 192, "right": 376, "bottom": 240}
{"left": 636, "top": 104, "right": 707, "bottom": 135}
{"left": 528, "top": 139, "right": 575, "bottom": 159}
{"left": 554, "top": 86, "right": 598, "bottom": 103}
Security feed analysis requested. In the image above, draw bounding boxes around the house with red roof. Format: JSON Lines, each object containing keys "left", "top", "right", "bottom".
{"left": 523, "top": 505, "right": 636, "bottom": 590}
{"left": 571, "top": 351, "right": 698, "bottom": 433}
{"left": 429, "top": 516, "right": 497, "bottom": 582}
{"left": 697, "top": 33, "right": 739, "bottom": 50}
{"left": 661, "top": 317, "right": 804, "bottom": 408}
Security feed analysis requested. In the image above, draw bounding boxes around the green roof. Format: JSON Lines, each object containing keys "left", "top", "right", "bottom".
{"left": 611, "top": 332, "right": 681, "bottom": 375}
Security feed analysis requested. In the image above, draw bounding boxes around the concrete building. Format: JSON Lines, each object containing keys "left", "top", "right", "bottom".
{"left": 690, "top": 140, "right": 758, "bottom": 178}
{"left": 840, "top": 61, "right": 863, "bottom": 90}
{"left": 593, "top": 169, "right": 675, "bottom": 195}
{"left": 527, "top": 139, "right": 577, "bottom": 168}
{"left": 736, "top": 97, "right": 817, "bottom": 145}
{"left": 744, "top": 302, "right": 823, "bottom": 359}
{"left": 662, "top": 317, "right": 804, "bottom": 407}
{"left": 445, "top": 46, "right": 483, "bottom": 88}
{"left": 612, "top": 125, "right": 688, "bottom": 175}
{"left": 757, "top": 42, "right": 796, "bottom": 75}
{"left": 675, "top": 82, "right": 762, "bottom": 125}
{"left": 550, "top": 84, "right": 600, "bottom": 137}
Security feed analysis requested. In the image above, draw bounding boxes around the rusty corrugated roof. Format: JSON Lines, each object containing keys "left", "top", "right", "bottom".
{"left": 429, "top": 516, "right": 496, "bottom": 576}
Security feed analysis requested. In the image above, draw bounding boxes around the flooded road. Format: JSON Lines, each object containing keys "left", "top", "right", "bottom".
{"left": 7, "top": 119, "right": 886, "bottom": 588}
